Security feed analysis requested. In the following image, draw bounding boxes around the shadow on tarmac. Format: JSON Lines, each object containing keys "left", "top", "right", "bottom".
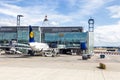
{"left": 0, "top": 54, "right": 32, "bottom": 58}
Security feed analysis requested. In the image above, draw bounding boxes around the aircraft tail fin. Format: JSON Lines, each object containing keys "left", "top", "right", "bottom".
{"left": 29, "top": 25, "right": 35, "bottom": 42}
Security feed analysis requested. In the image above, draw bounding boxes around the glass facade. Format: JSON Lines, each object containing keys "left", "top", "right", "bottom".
{"left": 40, "top": 27, "right": 86, "bottom": 48}
{"left": 17, "top": 30, "right": 29, "bottom": 43}
{"left": 44, "top": 32, "right": 87, "bottom": 48}
{"left": 0, "top": 26, "right": 40, "bottom": 43}
{"left": 17, "top": 26, "right": 40, "bottom": 43}
{"left": 0, "top": 26, "right": 94, "bottom": 54}
{"left": 0, "top": 27, "right": 17, "bottom": 43}
{"left": 0, "top": 32, "right": 16, "bottom": 41}
{"left": 0, "top": 26, "right": 89, "bottom": 49}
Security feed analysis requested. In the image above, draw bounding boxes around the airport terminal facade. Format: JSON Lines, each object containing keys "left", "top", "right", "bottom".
{"left": 0, "top": 26, "right": 94, "bottom": 54}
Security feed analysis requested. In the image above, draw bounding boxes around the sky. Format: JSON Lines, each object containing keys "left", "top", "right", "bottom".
{"left": 0, "top": 0, "right": 120, "bottom": 47}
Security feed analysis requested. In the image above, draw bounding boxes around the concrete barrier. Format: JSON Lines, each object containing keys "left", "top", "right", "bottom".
{"left": 99, "top": 63, "right": 106, "bottom": 69}
{"left": 95, "top": 52, "right": 120, "bottom": 55}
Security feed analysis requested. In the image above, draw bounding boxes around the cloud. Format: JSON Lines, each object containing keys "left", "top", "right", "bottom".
{"left": 117, "top": 21, "right": 120, "bottom": 24}
{"left": 67, "top": 0, "right": 78, "bottom": 6}
{"left": 107, "top": 5, "right": 120, "bottom": 18}
{"left": 50, "top": 21, "right": 59, "bottom": 26}
{"left": 0, "top": 18, "right": 15, "bottom": 26}
{"left": 0, "top": 0, "right": 23, "bottom": 3}
{"left": 0, "top": 0, "right": 112, "bottom": 26}
{"left": 0, "top": 0, "right": 119, "bottom": 47}
{"left": 0, "top": 2, "right": 26, "bottom": 26}
{"left": 94, "top": 22, "right": 120, "bottom": 47}
{"left": 72, "top": 0, "right": 112, "bottom": 16}
{"left": 0, "top": 3, "right": 22, "bottom": 17}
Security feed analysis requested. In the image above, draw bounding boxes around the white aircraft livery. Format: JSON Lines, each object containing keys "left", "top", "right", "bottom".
{"left": 29, "top": 25, "right": 49, "bottom": 52}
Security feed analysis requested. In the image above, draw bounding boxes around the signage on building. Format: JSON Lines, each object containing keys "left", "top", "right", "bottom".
{"left": 0, "top": 27, "right": 17, "bottom": 32}
{"left": 41, "top": 27, "right": 83, "bottom": 33}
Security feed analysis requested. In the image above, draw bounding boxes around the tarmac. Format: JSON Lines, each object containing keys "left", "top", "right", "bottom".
{"left": 0, "top": 54, "right": 120, "bottom": 80}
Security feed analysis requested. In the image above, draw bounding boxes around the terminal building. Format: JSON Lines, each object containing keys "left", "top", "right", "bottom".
{"left": 0, "top": 18, "right": 94, "bottom": 55}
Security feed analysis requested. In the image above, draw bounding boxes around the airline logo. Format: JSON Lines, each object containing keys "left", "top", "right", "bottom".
{"left": 30, "top": 32, "right": 34, "bottom": 38}
{"left": 29, "top": 25, "right": 35, "bottom": 42}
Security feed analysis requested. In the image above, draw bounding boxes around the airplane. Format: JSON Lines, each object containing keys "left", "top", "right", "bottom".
{"left": 29, "top": 25, "right": 49, "bottom": 51}
{"left": 28, "top": 25, "right": 59, "bottom": 56}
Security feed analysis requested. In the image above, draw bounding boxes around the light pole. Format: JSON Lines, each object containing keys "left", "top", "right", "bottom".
{"left": 16, "top": 15, "right": 24, "bottom": 42}
{"left": 17, "top": 15, "right": 24, "bottom": 26}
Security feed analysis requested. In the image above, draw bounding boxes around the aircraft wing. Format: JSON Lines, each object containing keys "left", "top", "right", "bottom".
{"left": 0, "top": 43, "right": 32, "bottom": 54}
{"left": 0, "top": 45, "right": 11, "bottom": 50}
